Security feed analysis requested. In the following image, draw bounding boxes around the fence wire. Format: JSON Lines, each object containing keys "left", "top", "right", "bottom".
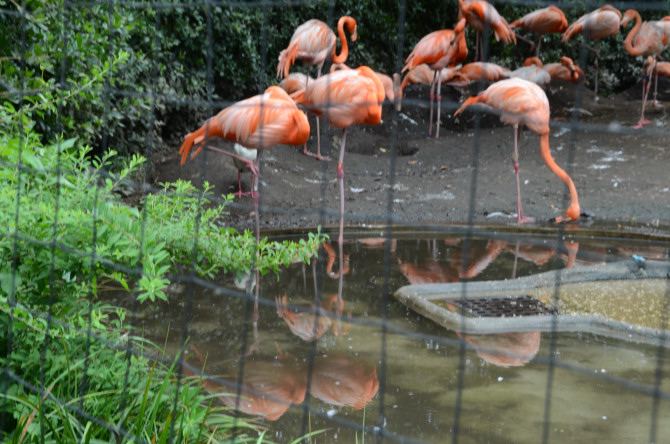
{"left": 2, "top": 0, "right": 670, "bottom": 443}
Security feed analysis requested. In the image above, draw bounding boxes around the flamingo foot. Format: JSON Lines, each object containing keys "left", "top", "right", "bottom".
{"left": 632, "top": 118, "right": 650, "bottom": 129}
{"left": 516, "top": 215, "right": 536, "bottom": 225}
{"left": 653, "top": 100, "right": 663, "bottom": 109}
{"left": 234, "top": 189, "right": 255, "bottom": 198}
{"left": 303, "top": 146, "right": 331, "bottom": 161}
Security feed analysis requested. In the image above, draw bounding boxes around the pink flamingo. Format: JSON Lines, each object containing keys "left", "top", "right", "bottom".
{"left": 455, "top": 78, "right": 580, "bottom": 225}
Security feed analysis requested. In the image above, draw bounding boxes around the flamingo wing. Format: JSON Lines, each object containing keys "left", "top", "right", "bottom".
{"left": 304, "top": 66, "right": 384, "bottom": 129}
{"left": 563, "top": 5, "right": 621, "bottom": 42}
{"left": 277, "top": 19, "right": 335, "bottom": 79}
{"left": 511, "top": 6, "right": 568, "bottom": 34}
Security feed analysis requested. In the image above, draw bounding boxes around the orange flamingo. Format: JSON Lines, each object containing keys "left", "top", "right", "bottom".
{"left": 277, "top": 16, "right": 357, "bottom": 161}
{"left": 279, "top": 72, "right": 314, "bottom": 101}
{"left": 503, "top": 56, "right": 551, "bottom": 86}
{"left": 454, "top": 78, "right": 580, "bottom": 225}
{"left": 403, "top": 18, "right": 467, "bottom": 139}
{"left": 644, "top": 54, "right": 670, "bottom": 107}
{"left": 646, "top": 17, "right": 670, "bottom": 106}
{"left": 645, "top": 56, "right": 670, "bottom": 80}
{"left": 179, "top": 86, "right": 310, "bottom": 239}
{"left": 459, "top": 61, "right": 510, "bottom": 83}
{"left": 330, "top": 63, "right": 402, "bottom": 110}
{"left": 621, "top": 9, "right": 670, "bottom": 128}
{"left": 301, "top": 66, "right": 384, "bottom": 244}
{"left": 400, "top": 64, "right": 469, "bottom": 90}
{"left": 458, "top": 0, "right": 516, "bottom": 62}
{"left": 543, "top": 56, "right": 585, "bottom": 83}
{"left": 510, "top": 6, "right": 568, "bottom": 57}
{"left": 562, "top": 5, "right": 622, "bottom": 102}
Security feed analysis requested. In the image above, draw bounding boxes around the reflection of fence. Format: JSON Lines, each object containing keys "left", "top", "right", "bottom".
{"left": 3, "top": 0, "right": 670, "bottom": 442}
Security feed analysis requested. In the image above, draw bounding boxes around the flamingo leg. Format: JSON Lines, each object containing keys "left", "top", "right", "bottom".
{"left": 428, "top": 70, "right": 437, "bottom": 137}
{"left": 592, "top": 42, "right": 601, "bottom": 103}
{"left": 512, "top": 125, "right": 535, "bottom": 225}
{"left": 652, "top": 59, "right": 663, "bottom": 108}
{"left": 204, "top": 144, "right": 260, "bottom": 178}
{"left": 235, "top": 170, "right": 256, "bottom": 197}
{"left": 335, "top": 241, "right": 344, "bottom": 336}
{"left": 436, "top": 72, "right": 443, "bottom": 139}
{"left": 252, "top": 163, "right": 261, "bottom": 241}
{"left": 634, "top": 70, "right": 652, "bottom": 128}
{"left": 303, "top": 66, "right": 331, "bottom": 161}
{"left": 337, "top": 128, "right": 348, "bottom": 245}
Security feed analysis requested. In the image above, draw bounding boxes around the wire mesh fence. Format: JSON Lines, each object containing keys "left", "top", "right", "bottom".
{"left": 2, "top": 0, "right": 670, "bottom": 442}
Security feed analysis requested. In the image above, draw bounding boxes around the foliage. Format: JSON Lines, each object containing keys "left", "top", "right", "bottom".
{"left": 0, "top": 299, "right": 265, "bottom": 442}
{"left": 0, "top": 103, "right": 325, "bottom": 303}
{"left": 2, "top": 0, "right": 665, "bottom": 160}
{"left": 0, "top": 57, "right": 324, "bottom": 441}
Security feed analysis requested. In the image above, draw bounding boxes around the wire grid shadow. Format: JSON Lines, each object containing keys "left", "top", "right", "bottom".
{"left": 2, "top": 0, "right": 670, "bottom": 443}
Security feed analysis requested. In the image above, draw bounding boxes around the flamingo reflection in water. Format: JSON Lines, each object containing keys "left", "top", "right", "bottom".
{"left": 275, "top": 292, "right": 345, "bottom": 341}
{"left": 395, "top": 238, "right": 583, "bottom": 367}
{"left": 183, "top": 350, "right": 306, "bottom": 421}
{"left": 309, "top": 352, "right": 379, "bottom": 409}
{"left": 457, "top": 331, "right": 541, "bottom": 367}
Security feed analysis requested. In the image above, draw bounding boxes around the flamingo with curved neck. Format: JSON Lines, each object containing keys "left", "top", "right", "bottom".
{"left": 277, "top": 16, "right": 358, "bottom": 160}
{"left": 455, "top": 78, "right": 580, "bottom": 225}
{"left": 621, "top": 9, "right": 669, "bottom": 128}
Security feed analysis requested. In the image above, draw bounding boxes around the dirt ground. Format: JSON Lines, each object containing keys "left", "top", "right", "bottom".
{"left": 151, "top": 78, "right": 670, "bottom": 237}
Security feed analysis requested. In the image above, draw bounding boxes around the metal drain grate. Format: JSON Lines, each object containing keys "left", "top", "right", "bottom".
{"left": 438, "top": 296, "right": 557, "bottom": 318}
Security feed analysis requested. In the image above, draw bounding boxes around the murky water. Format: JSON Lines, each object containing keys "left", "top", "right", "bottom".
{"left": 108, "top": 228, "right": 670, "bottom": 443}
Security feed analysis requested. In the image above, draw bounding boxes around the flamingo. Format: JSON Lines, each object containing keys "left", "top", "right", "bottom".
{"left": 510, "top": 6, "right": 568, "bottom": 57}
{"left": 645, "top": 55, "right": 670, "bottom": 82}
{"left": 279, "top": 72, "right": 314, "bottom": 101}
{"left": 232, "top": 143, "right": 257, "bottom": 197}
{"left": 179, "top": 86, "right": 310, "bottom": 239}
{"left": 458, "top": 0, "right": 516, "bottom": 62}
{"left": 454, "top": 78, "right": 580, "bottom": 225}
{"left": 400, "top": 64, "right": 470, "bottom": 91}
{"left": 503, "top": 56, "right": 551, "bottom": 86}
{"left": 621, "top": 9, "right": 670, "bottom": 128}
{"left": 459, "top": 61, "right": 510, "bottom": 83}
{"left": 277, "top": 16, "right": 357, "bottom": 161}
{"left": 301, "top": 66, "right": 384, "bottom": 244}
{"left": 562, "top": 5, "right": 622, "bottom": 102}
{"left": 403, "top": 18, "right": 467, "bottom": 139}
{"left": 543, "top": 56, "right": 585, "bottom": 83}
{"left": 648, "top": 17, "right": 670, "bottom": 106}
{"left": 330, "top": 63, "right": 402, "bottom": 110}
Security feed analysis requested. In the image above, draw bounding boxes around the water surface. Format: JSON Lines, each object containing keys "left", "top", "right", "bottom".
{"left": 109, "top": 228, "right": 670, "bottom": 443}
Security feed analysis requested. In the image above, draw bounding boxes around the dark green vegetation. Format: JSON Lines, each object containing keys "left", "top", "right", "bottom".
{"left": 3, "top": 1, "right": 668, "bottom": 158}
{"left": 0, "top": 1, "right": 328, "bottom": 441}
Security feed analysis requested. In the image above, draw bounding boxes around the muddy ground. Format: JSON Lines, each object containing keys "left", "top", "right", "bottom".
{"left": 152, "top": 79, "right": 670, "bottom": 237}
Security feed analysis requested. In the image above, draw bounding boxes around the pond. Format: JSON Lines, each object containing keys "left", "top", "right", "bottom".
{"left": 108, "top": 227, "right": 670, "bottom": 443}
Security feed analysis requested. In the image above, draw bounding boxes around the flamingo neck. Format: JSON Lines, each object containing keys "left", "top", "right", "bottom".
{"left": 623, "top": 11, "right": 644, "bottom": 56}
{"left": 539, "top": 133, "right": 580, "bottom": 219}
{"left": 332, "top": 17, "right": 355, "bottom": 64}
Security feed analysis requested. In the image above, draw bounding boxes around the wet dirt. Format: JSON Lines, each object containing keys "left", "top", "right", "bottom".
{"left": 151, "top": 78, "right": 670, "bottom": 235}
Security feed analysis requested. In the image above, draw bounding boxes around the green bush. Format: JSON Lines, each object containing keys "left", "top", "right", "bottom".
{"left": 0, "top": 58, "right": 324, "bottom": 441}
{"left": 2, "top": 0, "right": 662, "bottom": 160}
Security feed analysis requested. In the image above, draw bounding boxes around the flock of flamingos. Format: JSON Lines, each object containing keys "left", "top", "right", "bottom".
{"left": 177, "top": 1, "right": 670, "bottom": 242}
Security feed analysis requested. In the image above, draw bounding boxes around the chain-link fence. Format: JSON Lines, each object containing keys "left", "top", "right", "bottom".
{"left": 2, "top": 0, "right": 670, "bottom": 442}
